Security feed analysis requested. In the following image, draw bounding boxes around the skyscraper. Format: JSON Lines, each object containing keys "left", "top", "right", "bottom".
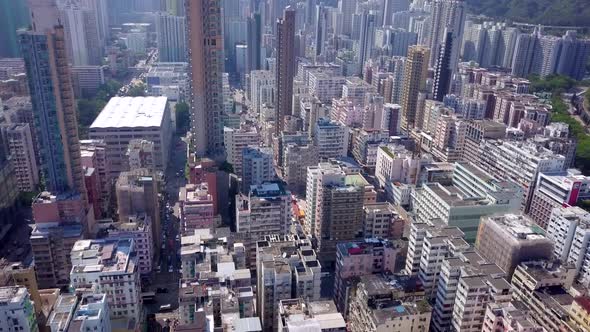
{"left": 275, "top": 7, "right": 296, "bottom": 135}
{"left": 432, "top": 30, "right": 453, "bottom": 101}
{"left": 156, "top": 13, "right": 186, "bottom": 62}
{"left": 0, "top": 0, "right": 30, "bottom": 57}
{"left": 186, "top": 0, "right": 225, "bottom": 156}
{"left": 57, "top": 0, "right": 104, "bottom": 66}
{"left": 382, "top": 0, "right": 410, "bottom": 27}
{"left": 400, "top": 45, "right": 430, "bottom": 131}
{"left": 314, "top": 4, "right": 328, "bottom": 58}
{"left": 428, "top": 0, "right": 466, "bottom": 70}
{"left": 338, "top": 0, "right": 356, "bottom": 37}
{"left": 246, "top": 11, "right": 262, "bottom": 72}
{"left": 20, "top": 0, "right": 87, "bottom": 199}
{"left": 357, "top": 11, "right": 377, "bottom": 75}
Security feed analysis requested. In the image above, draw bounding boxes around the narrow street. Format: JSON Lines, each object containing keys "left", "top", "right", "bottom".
{"left": 143, "top": 134, "right": 187, "bottom": 316}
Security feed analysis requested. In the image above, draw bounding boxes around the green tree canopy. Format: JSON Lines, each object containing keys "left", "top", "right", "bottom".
{"left": 175, "top": 102, "right": 190, "bottom": 134}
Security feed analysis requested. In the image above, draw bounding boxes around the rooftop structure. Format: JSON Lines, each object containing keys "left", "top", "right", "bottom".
{"left": 89, "top": 97, "right": 172, "bottom": 175}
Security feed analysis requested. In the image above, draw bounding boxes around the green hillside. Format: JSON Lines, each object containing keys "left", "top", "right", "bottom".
{"left": 466, "top": 0, "right": 590, "bottom": 27}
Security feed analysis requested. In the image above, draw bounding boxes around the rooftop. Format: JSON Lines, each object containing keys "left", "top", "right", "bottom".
{"left": 0, "top": 286, "right": 27, "bottom": 304}
{"left": 71, "top": 239, "right": 136, "bottom": 274}
{"left": 90, "top": 96, "right": 168, "bottom": 129}
{"left": 486, "top": 214, "right": 547, "bottom": 241}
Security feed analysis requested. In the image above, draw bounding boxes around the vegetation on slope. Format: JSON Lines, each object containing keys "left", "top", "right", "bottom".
{"left": 466, "top": 0, "right": 590, "bottom": 27}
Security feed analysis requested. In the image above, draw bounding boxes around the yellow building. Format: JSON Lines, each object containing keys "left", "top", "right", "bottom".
{"left": 570, "top": 296, "right": 590, "bottom": 332}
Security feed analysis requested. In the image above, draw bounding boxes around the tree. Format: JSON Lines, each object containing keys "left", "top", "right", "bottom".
{"left": 127, "top": 83, "right": 146, "bottom": 97}
{"left": 175, "top": 102, "right": 190, "bottom": 133}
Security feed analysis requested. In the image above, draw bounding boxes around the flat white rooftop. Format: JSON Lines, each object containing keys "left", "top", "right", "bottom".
{"left": 90, "top": 96, "right": 168, "bottom": 129}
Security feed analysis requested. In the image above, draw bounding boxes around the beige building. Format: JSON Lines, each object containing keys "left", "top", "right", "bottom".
{"left": 186, "top": 0, "right": 224, "bottom": 155}
{"left": 400, "top": 45, "right": 430, "bottom": 130}
{"left": 116, "top": 169, "right": 161, "bottom": 252}
{"left": 475, "top": 214, "right": 554, "bottom": 277}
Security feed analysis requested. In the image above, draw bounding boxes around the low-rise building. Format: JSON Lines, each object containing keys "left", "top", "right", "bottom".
{"left": 48, "top": 292, "right": 111, "bottom": 332}
{"left": 278, "top": 298, "right": 346, "bottom": 331}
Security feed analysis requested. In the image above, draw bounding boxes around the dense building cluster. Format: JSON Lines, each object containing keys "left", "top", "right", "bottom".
{"left": 0, "top": 0, "right": 589, "bottom": 332}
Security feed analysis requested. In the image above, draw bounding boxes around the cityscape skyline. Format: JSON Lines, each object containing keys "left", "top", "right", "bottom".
{"left": 0, "top": 0, "right": 588, "bottom": 331}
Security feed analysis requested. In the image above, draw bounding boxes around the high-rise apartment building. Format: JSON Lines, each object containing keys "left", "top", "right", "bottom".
{"left": 0, "top": 123, "right": 39, "bottom": 192}
{"left": 400, "top": 45, "right": 430, "bottom": 130}
{"left": 19, "top": 19, "right": 87, "bottom": 201}
{"left": 70, "top": 239, "right": 141, "bottom": 322}
{"left": 241, "top": 147, "right": 274, "bottom": 190}
{"left": 545, "top": 206, "right": 590, "bottom": 285}
{"left": 57, "top": 0, "right": 104, "bottom": 66}
{"left": 275, "top": 7, "right": 296, "bottom": 134}
{"left": 156, "top": 13, "right": 186, "bottom": 62}
{"left": 247, "top": 12, "right": 262, "bottom": 72}
{"left": 278, "top": 299, "right": 346, "bottom": 332}
{"left": 528, "top": 169, "right": 590, "bottom": 229}
{"left": 48, "top": 292, "right": 111, "bottom": 332}
{"left": 347, "top": 274, "right": 432, "bottom": 332}
{"left": 314, "top": 118, "right": 349, "bottom": 160}
{"left": 186, "top": 0, "right": 225, "bottom": 156}
{"left": 314, "top": 179, "right": 364, "bottom": 267}
{"left": 236, "top": 182, "right": 292, "bottom": 239}
{"left": 29, "top": 191, "right": 87, "bottom": 288}
{"left": 430, "top": 251, "right": 512, "bottom": 332}
{"left": 428, "top": 0, "right": 466, "bottom": 69}
{"left": 382, "top": 0, "right": 411, "bottom": 27}
{"left": 472, "top": 140, "right": 566, "bottom": 212}
{"left": 116, "top": 168, "right": 161, "bottom": 251}
{"left": 256, "top": 235, "right": 322, "bottom": 331}
{"left": 375, "top": 144, "right": 425, "bottom": 201}
{"left": 0, "top": 1, "right": 30, "bottom": 57}
{"left": 223, "top": 125, "right": 260, "bottom": 176}
{"left": 432, "top": 30, "right": 454, "bottom": 101}
{"left": 334, "top": 239, "right": 403, "bottom": 314}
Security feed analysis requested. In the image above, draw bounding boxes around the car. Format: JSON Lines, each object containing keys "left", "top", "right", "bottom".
{"left": 156, "top": 287, "right": 168, "bottom": 293}
{"left": 168, "top": 266, "right": 173, "bottom": 273}
{"left": 159, "top": 304, "right": 172, "bottom": 312}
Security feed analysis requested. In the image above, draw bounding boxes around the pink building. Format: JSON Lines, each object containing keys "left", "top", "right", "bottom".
{"left": 179, "top": 183, "right": 216, "bottom": 234}
{"left": 334, "top": 239, "right": 403, "bottom": 313}
{"left": 331, "top": 98, "right": 363, "bottom": 127}
{"left": 107, "top": 213, "right": 154, "bottom": 275}
{"left": 189, "top": 158, "right": 218, "bottom": 214}
{"left": 84, "top": 167, "right": 102, "bottom": 221}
